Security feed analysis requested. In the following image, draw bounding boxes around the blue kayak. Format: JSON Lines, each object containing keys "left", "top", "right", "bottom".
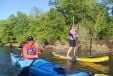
{"left": 29, "top": 59, "right": 90, "bottom": 76}
{"left": 10, "top": 52, "right": 90, "bottom": 76}
{"left": 10, "top": 52, "right": 33, "bottom": 69}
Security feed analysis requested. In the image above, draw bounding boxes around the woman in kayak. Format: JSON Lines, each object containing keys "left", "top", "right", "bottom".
{"left": 22, "top": 36, "right": 41, "bottom": 59}
{"left": 66, "top": 25, "right": 78, "bottom": 58}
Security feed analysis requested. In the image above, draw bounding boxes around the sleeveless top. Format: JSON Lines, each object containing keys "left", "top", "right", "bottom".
{"left": 69, "top": 29, "right": 76, "bottom": 40}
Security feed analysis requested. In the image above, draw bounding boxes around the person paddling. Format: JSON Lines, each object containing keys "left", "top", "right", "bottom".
{"left": 22, "top": 36, "right": 41, "bottom": 59}
{"left": 66, "top": 25, "right": 78, "bottom": 58}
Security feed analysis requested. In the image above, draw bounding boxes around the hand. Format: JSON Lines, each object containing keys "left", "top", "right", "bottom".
{"left": 38, "top": 52, "right": 41, "bottom": 56}
{"left": 33, "top": 55, "right": 38, "bottom": 58}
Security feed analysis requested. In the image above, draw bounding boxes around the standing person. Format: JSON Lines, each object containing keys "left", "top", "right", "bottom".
{"left": 22, "top": 36, "right": 41, "bottom": 59}
{"left": 66, "top": 25, "right": 78, "bottom": 58}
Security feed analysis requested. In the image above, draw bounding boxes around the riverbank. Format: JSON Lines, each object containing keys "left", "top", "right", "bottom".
{"left": 2, "top": 41, "right": 110, "bottom": 57}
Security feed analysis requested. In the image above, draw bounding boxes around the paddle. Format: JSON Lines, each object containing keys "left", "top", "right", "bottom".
{"left": 18, "top": 58, "right": 39, "bottom": 76}
{"left": 70, "top": 55, "right": 76, "bottom": 64}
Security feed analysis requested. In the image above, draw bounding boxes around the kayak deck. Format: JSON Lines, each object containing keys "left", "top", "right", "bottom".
{"left": 52, "top": 52, "right": 109, "bottom": 62}
{"left": 10, "top": 52, "right": 90, "bottom": 76}
{"left": 10, "top": 52, "right": 33, "bottom": 68}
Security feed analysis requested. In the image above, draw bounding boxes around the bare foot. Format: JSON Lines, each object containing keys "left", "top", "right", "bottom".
{"left": 66, "top": 56, "right": 71, "bottom": 59}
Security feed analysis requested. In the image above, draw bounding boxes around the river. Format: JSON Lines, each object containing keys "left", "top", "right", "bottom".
{"left": 0, "top": 46, "right": 109, "bottom": 76}
{"left": 0, "top": 46, "right": 20, "bottom": 76}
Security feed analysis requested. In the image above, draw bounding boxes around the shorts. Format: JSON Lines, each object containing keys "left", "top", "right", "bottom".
{"left": 69, "top": 40, "right": 76, "bottom": 47}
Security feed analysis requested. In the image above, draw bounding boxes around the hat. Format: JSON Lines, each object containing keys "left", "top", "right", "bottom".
{"left": 27, "top": 36, "right": 34, "bottom": 41}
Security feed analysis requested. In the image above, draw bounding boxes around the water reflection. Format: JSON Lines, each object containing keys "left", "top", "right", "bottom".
{"left": 48, "top": 54, "right": 109, "bottom": 75}
{"left": 109, "top": 53, "right": 113, "bottom": 76}
{"left": 65, "top": 60, "right": 77, "bottom": 74}
{"left": 0, "top": 47, "right": 20, "bottom": 76}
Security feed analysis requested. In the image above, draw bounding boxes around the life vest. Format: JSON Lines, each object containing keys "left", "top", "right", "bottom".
{"left": 23, "top": 43, "right": 38, "bottom": 56}
{"left": 26, "top": 44, "right": 37, "bottom": 55}
{"left": 27, "top": 47, "right": 36, "bottom": 55}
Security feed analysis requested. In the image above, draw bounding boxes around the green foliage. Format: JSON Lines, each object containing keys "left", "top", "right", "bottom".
{"left": 0, "top": 1, "right": 113, "bottom": 45}
{"left": 0, "top": 9, "right": 68, "bottom": 44}
{"left": 0, "top": 20, "right": 12, "bottom": 42}
{"left": 35, "top": 8, "right": 68, "bottom": 43}
{"left": 100, "top": 16, "right": 113, "bottom": 39}
{"left": 50, "top": 0, "right": 113, "bottom": 41}
{"left": 8, "top": 12, "right": 30, "bottom": 42}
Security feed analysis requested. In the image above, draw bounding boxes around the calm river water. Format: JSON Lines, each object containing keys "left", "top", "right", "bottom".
{"left": 0, "top": 46, "right": 109, "bottom": 76}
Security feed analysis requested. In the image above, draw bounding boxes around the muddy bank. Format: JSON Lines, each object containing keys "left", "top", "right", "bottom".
{"left": 3, "top": 41, "right": 110, "bottom": 57}
{"left": 44, "top": 42, "right": 110, "bottom": 57}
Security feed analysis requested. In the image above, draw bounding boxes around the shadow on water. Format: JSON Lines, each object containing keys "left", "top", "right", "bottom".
{"left": 0, "top": 46, "right": 110, "bottom": 76}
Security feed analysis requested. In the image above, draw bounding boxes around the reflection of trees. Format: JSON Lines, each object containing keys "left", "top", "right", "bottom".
{"left": 109, "top": 53, "right": 113, "bottom": 76}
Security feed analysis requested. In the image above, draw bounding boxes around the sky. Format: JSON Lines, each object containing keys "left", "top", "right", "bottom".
{"left": 97, "top": 0, "right": 102, "bottom": 3}
{"left": 0, "top": 0, "right": 50, "bottom": 19}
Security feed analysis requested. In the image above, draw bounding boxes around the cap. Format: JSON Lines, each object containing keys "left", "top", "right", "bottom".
{"left": 27, "top": 36, "right": 34, "bottom": 41}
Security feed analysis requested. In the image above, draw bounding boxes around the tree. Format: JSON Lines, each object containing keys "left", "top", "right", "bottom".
{"left": 30, "top": 6, "right": 43, "bottom": 18}
{"left": 8, "top": 12, "right": 30, "bottom": 42}
{"left": 50, "top": 0, "right": 110, "bottom": 56}
{"left": 30, "top": 8, "right": 68, "bottom": 43}
{"left": 0, "top": 20, "right": 12, "bottom": 42}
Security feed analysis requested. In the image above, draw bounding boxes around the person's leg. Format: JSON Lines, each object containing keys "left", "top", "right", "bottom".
{"left": 66, "top": 47, "right": 73, "bottom": 57}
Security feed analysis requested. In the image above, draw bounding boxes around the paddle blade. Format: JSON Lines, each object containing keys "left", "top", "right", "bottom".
{"left": 70, "top": 56, "right": 76, "bottom": 63}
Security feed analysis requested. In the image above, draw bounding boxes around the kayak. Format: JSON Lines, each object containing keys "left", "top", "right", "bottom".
{"left": 10, "top": 52, "right": 33, "bottom": 69}
{"left": 52, "top": 52, "right": 109, "bottom": 62}
{"left": 29, "top": 59, "right": 90, "bottom": 76}
{"left": 10, "top": 51, "right": 90, "bottom": 76}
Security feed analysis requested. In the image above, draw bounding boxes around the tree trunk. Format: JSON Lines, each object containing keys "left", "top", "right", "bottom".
{"left": 89, "top": 37, "right": 93, "bottom": 56}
